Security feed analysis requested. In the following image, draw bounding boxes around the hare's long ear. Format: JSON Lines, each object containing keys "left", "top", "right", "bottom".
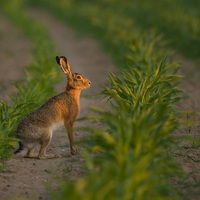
{"left": 55, "top": 56, "right": 72, "bottom": 76}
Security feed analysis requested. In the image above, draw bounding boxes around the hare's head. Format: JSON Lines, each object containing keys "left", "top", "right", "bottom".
{"left": 56, "top": 56, "right": 91, "bottom": 90}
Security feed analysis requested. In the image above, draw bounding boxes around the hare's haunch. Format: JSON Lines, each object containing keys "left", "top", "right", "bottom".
{"left": 14, "top": 56, "right": 91, "bottom": 159}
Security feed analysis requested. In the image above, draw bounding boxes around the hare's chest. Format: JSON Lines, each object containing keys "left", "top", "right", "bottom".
{"left": 69, "top": 103, "right": 80, "bottom": 119}
{"left": 61, "top": 97, "right": 80, "bottom": 121}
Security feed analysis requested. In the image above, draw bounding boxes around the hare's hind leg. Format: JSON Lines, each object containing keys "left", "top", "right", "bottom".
{"left": 38, "top": 129, "right": 57, "bottom": 159}
{"left": 26, "top": 146, "right": 37, "bottom": 158}
{"left": 19, "top": 142, "right": 38, "bottom": 158}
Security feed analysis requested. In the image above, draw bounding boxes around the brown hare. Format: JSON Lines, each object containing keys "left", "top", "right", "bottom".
{"left": 14, "top": 56, "right": 91, "bottom": 159}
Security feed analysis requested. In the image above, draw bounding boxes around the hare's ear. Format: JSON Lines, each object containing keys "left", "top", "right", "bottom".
{"left": 55, "top": 56, "right": 72, "bottom": 75}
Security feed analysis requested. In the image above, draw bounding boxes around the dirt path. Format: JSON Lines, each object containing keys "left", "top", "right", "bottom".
{"left": 0, "top": 10, "right": 114, "bottom": 200}
{"left": 0, "top": 14, "right": 32, "bottom": 102}
{"left": 0, "top": 9, "right": 199, "bottom": 200}
{"left": 172, "top": 55, "right": 200, "bottom": 198}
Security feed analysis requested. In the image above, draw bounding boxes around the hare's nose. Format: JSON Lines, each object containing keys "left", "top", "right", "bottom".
{"left": 88, "top": 81, "right": 91, "bottom": 85}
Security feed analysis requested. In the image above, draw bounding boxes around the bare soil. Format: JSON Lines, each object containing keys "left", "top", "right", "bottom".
{"left": 172, "top": 55, "right": 200, "bottom": 198}
{"left": 0, "top": 9, "right": 199, "bottom": 200}
{"left": 0, "top": 15, "right": 32, "bottom": 102}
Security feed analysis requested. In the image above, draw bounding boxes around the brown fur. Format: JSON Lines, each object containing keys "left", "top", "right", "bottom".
{"left": 15, "top": 56, "right": 91, "bottom": 159}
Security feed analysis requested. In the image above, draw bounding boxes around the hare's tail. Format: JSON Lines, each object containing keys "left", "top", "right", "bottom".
{"left": 14, "top": 141, "right": 24, "bottom": 154}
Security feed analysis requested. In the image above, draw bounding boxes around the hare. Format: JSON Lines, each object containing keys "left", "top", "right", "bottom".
{"left": 14, "top": 56, "right": 91, "bottom": 159}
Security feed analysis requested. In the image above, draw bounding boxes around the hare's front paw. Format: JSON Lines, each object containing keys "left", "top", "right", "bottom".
{"left": 71, "top": 146, "right": 79, "bottom": 155}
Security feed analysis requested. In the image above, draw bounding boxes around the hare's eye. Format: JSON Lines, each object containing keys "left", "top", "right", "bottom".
{"left": 76, "top": 75, "right": 82, "bottom": 79}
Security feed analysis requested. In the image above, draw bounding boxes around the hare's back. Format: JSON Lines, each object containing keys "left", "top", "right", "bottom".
{"left": 17, "top": 93, "right": 67, "bottom": 129}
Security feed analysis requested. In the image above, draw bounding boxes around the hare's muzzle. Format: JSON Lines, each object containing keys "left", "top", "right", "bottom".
{"left": 86, "top": 80, "right": 91, "bottom": 88}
